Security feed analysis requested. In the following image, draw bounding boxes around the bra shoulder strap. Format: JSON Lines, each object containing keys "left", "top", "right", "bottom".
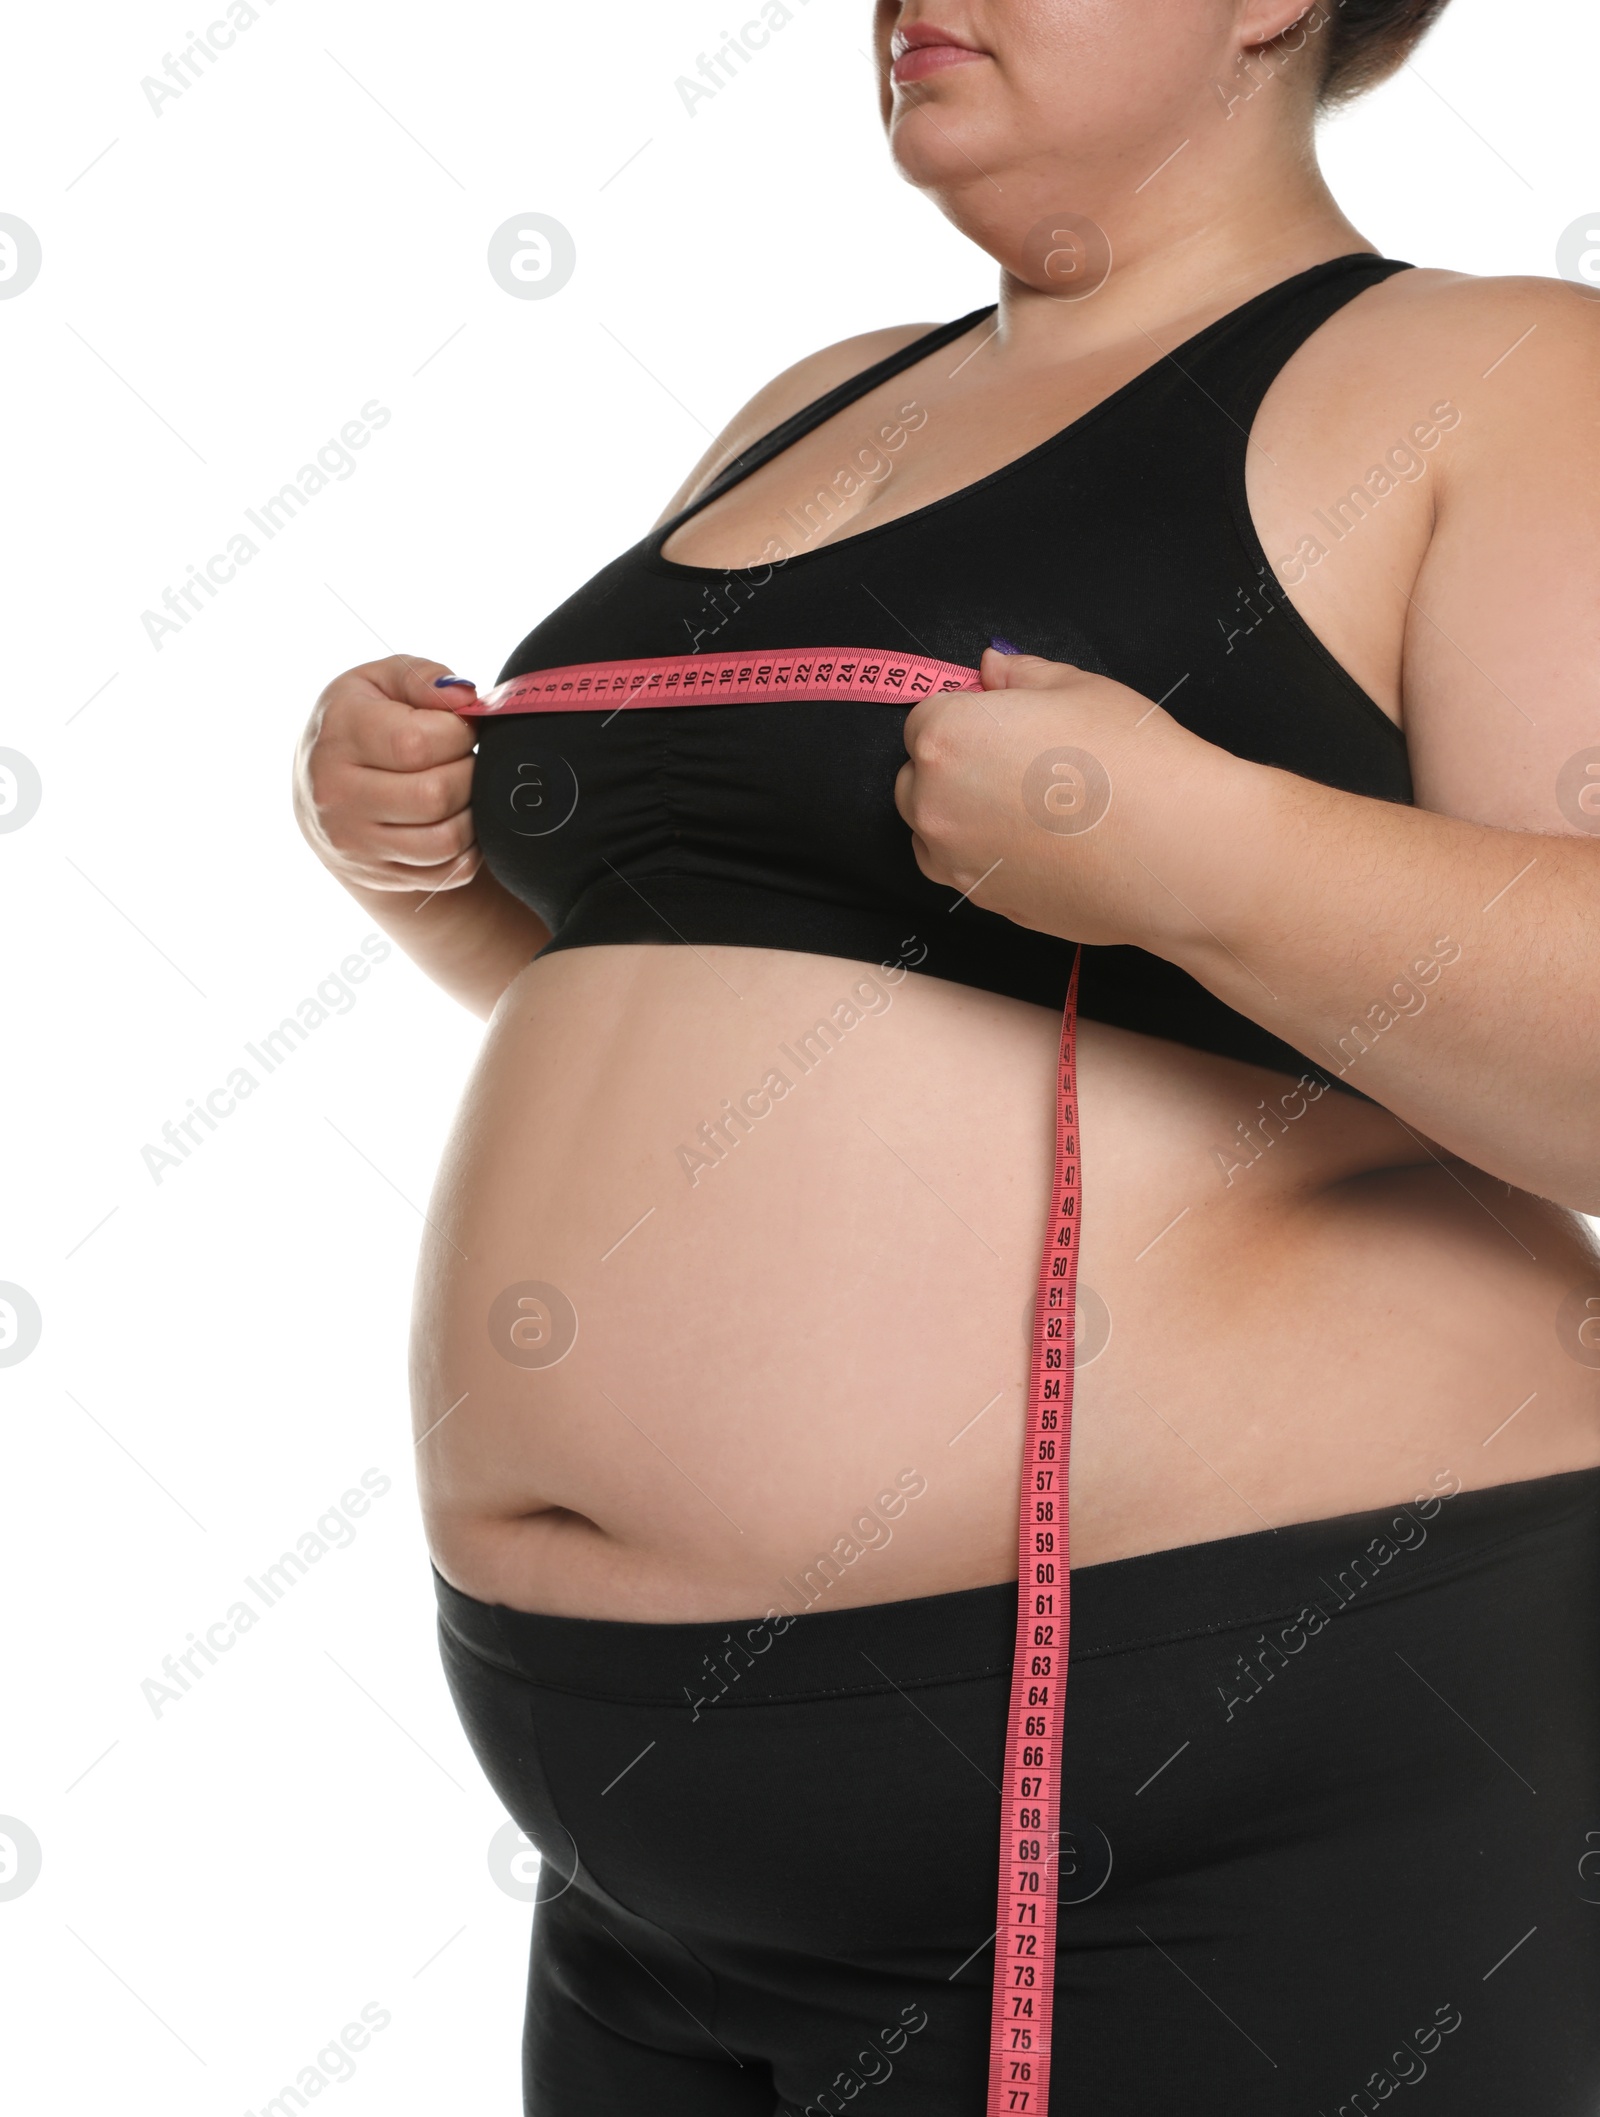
{"left": 1169, "top": 252, "right": 1415, "bottom": 437}
{"left": 671, "top": 305, "right": 998, "bottom": 524}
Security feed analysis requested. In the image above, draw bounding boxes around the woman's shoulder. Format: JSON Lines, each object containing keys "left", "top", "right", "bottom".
{"left": 1385, "top": 261, "right": 1597, "bottom": 325}
{"left": 1339, "top": 262, "right": 1600, "bottom": 381}
{"left": 649, "top": 320, "right": 946, "bottom": 529}
{"left": 1265, "top": 259, "right": 1599, "bottom": 477}
{"left": 741, "top": 318, "right": 951, "bottom": 415}
{"left": 1368, "top": 267, "right": 1600, "bottom": 484}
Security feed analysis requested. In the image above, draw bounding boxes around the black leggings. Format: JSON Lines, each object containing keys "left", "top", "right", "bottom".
{"left": 435, "top": 1468, "right": 1600, "bottom": 2114}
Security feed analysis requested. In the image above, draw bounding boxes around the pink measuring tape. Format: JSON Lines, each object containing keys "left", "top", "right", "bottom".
{"left": 445, "top": 647, "right": 1082, "bottom": 2114}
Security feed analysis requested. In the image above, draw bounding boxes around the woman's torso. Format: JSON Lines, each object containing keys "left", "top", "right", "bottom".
{"left": 413, "top": 252, "right": 1600, "bottom": 1619}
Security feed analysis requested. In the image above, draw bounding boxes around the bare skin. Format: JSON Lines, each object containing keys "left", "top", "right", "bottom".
{"left": 295, "top": 0, "right": 1600, "bottom": 1622}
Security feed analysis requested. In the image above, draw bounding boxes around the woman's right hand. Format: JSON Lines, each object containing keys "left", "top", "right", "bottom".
{"left": 293, "top": 655, "right": 483, "bottom": 894}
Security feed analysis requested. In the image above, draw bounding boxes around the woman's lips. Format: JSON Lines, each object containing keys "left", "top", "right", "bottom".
{"left": 890, "top": 41, "right": 988, "bottom": 86}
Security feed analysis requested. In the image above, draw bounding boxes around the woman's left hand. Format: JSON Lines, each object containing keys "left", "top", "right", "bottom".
{"left": 893, "top": 646, "right": 1231, "bottom": 949}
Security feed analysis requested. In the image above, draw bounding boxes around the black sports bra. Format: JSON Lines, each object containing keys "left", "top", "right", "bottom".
{"left": 475, "top": 252, "right": 1415, "bottom": 1086}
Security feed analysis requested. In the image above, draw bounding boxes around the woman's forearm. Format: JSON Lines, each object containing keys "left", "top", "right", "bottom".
{"left": 334, "top": 864, "right": 550, "bottom": 1022}
{"left": 1149, "top": 750, "right": 1600, "bottom": 1208}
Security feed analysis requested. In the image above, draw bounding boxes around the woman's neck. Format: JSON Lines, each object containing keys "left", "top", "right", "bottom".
{"left": 943, "top": 99, "right": 1370, "bottom": 365}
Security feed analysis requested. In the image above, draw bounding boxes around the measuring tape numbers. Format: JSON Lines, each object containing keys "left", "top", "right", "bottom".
{"left": 454, "top": 645, "right": 984, "bottom": 716}
{"left": 444, "top": 646, "right": 1082, "bottom": 2115}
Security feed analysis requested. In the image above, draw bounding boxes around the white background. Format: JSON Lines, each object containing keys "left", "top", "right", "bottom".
{"left": 2, "top": 0, "right": 1595, "bottom": 2109}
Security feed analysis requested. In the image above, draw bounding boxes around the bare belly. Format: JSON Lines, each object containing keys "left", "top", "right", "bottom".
{"left": 412, "top": 944, "right": 1600, "bottom": 1619}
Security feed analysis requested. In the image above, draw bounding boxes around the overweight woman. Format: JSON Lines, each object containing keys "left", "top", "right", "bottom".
{"left": 293, "top": 2, "right": 1600, "bottom": 2109}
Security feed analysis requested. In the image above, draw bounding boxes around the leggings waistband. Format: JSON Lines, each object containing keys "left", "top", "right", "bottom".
{"left": 433, "top": 1465, "right": 1600, "bottom": 1707}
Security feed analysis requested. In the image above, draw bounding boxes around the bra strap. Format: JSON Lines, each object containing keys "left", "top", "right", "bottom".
{"left": 660, "top": 254, "right": 1411, "bottom": 544}
{"left": 1165, "top": 252, "right": 1414, "bottom": 444}
{"left": 666, "top": 304, "right": 997, "bottom": 533}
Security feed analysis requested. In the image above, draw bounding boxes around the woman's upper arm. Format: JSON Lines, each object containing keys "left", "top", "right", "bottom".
{"left": 647, "top": 321, "right": 942, "bottom": 532}
{"left": 1400, "top": 276, "right": 1600, "bottom": 835}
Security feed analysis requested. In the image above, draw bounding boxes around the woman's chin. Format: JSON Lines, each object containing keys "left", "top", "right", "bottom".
{"left": 889, "top": 113, "right": 1005, "bottom": 193}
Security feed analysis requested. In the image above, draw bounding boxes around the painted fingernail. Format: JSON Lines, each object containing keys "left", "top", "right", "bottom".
{"left": 989, "top": 636, "right": 1021, "bottom": 655}
{"left": 433, "top": 676, "right": 477, "bottom": 690}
